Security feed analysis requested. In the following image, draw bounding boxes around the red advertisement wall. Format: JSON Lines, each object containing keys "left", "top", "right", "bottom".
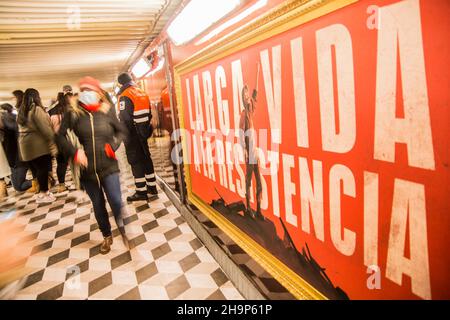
{"left": 178, "top": 0, "right": 450, "bottom": 299}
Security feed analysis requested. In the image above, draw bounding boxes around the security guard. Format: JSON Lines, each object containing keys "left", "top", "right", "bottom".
{"left": 117, "top": 72, "right": 157, "bottom": 202}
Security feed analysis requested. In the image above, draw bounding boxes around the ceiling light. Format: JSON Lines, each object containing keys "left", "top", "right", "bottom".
{"left": 167, "top": 0, "right": 241, "bottom": 46}
{"left": 196, "top": 0, "right": 267, "bottom": 45}
{"left": 131, "top": 58, "right": 151, "bottom": 78}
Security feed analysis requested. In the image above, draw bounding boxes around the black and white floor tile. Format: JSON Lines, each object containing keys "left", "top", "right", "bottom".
{"left": 0, "top": 147, "right": 243, "bottom": 300}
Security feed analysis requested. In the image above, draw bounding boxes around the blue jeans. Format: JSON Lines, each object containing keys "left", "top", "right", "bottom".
{"left": 82, "top": 173, "right": 123, "bottom": 237}
{"left": 11, "top": 165, "right": 32, "bottom": 192}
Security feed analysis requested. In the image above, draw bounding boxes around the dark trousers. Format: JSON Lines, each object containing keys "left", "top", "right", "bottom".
{"left": 126, "top": 136, "right": 156, "bottom": 194}
{"left": 29, "top": 154, "right": 52, "bottom": 192}
{"left": 245, "top": 163, "right": 262, "bottom": 213}
{"left": 83, "top": 173, "right": 123, "bottom": 238}
{"left": 56, "top": 153, "right": 68, "bottom": 184}
{"left": 29, "top": 164, "right": 37, "bottom": 179}
{"left": 11, "top": 165, "right": 32, "bottom": 192}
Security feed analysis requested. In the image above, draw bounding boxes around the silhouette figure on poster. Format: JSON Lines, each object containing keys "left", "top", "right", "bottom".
{"left": 239, "top": 63, "right": 264, "bottom": 221}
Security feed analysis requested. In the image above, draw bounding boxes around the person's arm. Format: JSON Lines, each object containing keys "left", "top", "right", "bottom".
{"left": 109, "top": 113, "right": 128, "bottom": 151}
{"left": 119, "top": 96, "right": 133, "bottom": 117}
{"left": 134, "top": 102, "right": 152, "bottom": 140}
{"left": 252, "top": 89, "right": 257, "bottom": 103}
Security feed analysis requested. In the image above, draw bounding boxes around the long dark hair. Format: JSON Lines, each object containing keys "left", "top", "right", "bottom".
{"left": 17, "top": 88, "right": 43, "bottom": 126}
{"left": 12, "top": 90, "right": 24, "bottom": 110}
{"left": 52, "top": 92, "right": 68, "bottom": 115}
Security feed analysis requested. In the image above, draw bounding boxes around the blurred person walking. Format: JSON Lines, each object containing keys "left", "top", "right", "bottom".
{"left": 117, "top": 72, "right": 157, "bottom": 202}
{"left": 17, "top": 89, "right": 57, "bottom": 204}
{"left": 0, "top": 216, "right": 32, "bottom": 299}
{"left": 0, "top": 143, "right": 11, "bottom": 200}
{"left": 56, "top": 77, "right": 128, "bottom": 254}
{"left": 49, "top": 92, "right": 70, "bottom": 192}
{"left": 0, "top": 103, "right": 32, "bottom": 193}
{"left": 13, "top": 90, "right": 39, "bottom": 193}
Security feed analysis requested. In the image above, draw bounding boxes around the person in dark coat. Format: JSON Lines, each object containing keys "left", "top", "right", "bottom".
{"left": 117, "top": 72, "right": 157, "bottom": 202}
{"left": 56, "top": 76, "right": 128, "bottom": 254}
{"left": 0, "top": 103, "right": 32, "bottom": 192}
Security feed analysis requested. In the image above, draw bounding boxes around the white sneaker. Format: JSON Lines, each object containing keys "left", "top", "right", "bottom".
{"left": 36, "top": 192, "right": 56, "bottom": 204}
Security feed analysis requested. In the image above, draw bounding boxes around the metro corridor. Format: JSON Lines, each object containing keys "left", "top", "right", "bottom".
{"left": 0, "top": 0, "right": 449, "bottom": 303}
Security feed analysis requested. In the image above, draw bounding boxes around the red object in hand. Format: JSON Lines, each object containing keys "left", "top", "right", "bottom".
{"left": 105, "top": 143, "right": 116, "bottom": 160}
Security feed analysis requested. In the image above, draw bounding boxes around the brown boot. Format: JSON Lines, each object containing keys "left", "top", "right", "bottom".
{"left": 100, "top": 235, "right": 113, "bottom": 255}
{"left": 56, "top": 183, "right": 67, "bottom": 193}
{"left": 27, "top": 179, "right": 39, "bottom": 194}
{"left": 0, "top": 180, "right": 7, "bottom": 200}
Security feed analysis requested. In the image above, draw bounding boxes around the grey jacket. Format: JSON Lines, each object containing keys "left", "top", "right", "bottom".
{"left": 18, "top": 105, "right": 56, "bottom": 162}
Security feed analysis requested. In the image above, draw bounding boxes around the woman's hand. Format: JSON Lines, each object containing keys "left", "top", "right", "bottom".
{"left": 104, "top": 143, "right": 116, "bottom": 160}
{"left": 75, "top": 149, "right": 88, "bottom": 168}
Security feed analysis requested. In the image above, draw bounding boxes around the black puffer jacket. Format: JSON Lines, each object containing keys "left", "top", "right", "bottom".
{"left": 56, "top": 101, "right": 127, "bottom": 182}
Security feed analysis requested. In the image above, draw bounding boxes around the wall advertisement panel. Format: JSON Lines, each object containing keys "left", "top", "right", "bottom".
{"left": 174, "top": 0, "right": 450, "bottom": 299}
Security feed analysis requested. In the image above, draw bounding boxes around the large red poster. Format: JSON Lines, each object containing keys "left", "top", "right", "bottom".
{"left": 177, "top": 0, "right": 450, "bottom": 299}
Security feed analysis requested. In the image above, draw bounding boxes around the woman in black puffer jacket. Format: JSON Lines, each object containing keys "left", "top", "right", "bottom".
{"left": 56, "top": 77, "right": 128, "bottom": 254}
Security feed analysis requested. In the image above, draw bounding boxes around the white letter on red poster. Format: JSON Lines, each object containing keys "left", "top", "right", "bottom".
{"left": 374, "top": 0, "right": 435, "bottom": 170}
{"left": 386, "top": 179, "right": 431, "bottom": 300}
{"left": 232, "top": 60, "right": 244, "bottom": 137}
{"left": 202, "top": 71, "right": 216, "bottom": 133}
{"left": 260, "top": 45, "right": 282, "bottom": 144}
{"left": 329, "top": 164, "right": 356, "bottom": 256}
{"left": 291, "top": 37, "right": 309, "bottom": 148}
{"left": 215, "top": 65, "right": 230, "bottom": 136}
{"left": 316, "top": 24, "right": 356, "bottom": 153}
{"left": 283, "top": 154, "right": 297, "bottom": 227}
{"left": 299, "top": 157, "right": 324, "bottom": 241}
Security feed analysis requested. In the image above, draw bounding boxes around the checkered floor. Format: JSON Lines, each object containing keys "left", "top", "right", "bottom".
{"left": 0, "top": 147, "right": 243, "bottom": 300}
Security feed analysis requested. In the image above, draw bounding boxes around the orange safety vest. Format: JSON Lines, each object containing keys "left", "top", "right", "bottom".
{"left": 118, "top": 86, "right": 150, "bottom": 114}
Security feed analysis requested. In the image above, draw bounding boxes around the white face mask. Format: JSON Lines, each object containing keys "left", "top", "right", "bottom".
{"left": 79, "top": 91, "right": 100, "bottom": 106}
